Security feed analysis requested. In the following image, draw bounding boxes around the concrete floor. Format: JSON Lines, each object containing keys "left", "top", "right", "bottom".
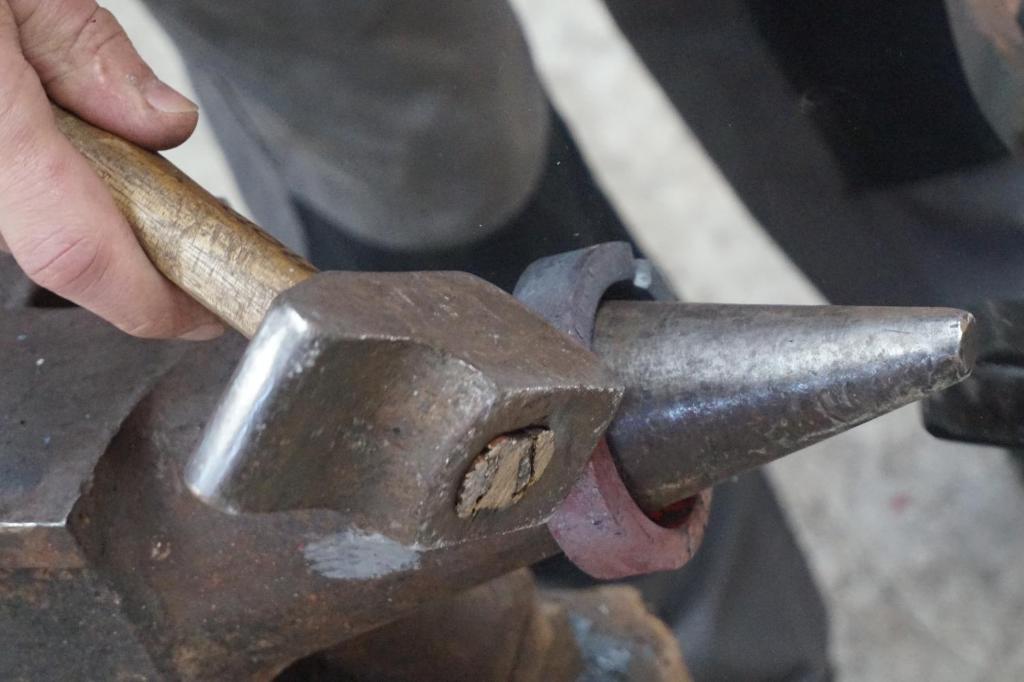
{"left": 106, "top": 1, "right": 1024, "bottom": 679}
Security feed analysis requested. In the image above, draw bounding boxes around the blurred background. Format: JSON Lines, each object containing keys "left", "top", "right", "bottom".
{"left": 106, "top": 1, "right": 1024, "bottom": 679}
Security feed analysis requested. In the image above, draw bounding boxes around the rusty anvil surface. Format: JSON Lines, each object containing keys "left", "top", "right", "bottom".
{"left": 0, "top": 257, "right": 673, "bottom": 680}
{"left": 0, "top": 280, "right": 533, "bottom": 678}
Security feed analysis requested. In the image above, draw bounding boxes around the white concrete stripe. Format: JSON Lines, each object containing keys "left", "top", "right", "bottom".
{"left": 510, "top": 0, "right": 822, "bottom": 305}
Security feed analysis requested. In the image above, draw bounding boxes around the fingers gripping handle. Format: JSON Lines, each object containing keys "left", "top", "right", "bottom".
{"left": 53, "top": 106, "right": 317, "bottom": 338}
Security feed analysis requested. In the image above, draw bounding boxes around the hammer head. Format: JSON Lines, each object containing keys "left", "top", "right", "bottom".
{"left": 185, "top": 272, "right": 622, "bottom": 548}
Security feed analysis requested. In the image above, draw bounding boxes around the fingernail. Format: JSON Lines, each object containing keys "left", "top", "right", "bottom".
{"left": 178, "top": 322, "right": 225, "bottom": 341}
{"left": 142, "top": 78, "right": 199, "bottom": 114}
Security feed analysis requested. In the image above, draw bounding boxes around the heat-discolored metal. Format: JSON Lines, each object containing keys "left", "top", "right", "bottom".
{"left": 514, "top": 243, "right": 712, "bottom": 579}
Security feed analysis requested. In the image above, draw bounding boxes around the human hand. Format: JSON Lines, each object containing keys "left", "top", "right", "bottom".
{"left": 0, "top": 0, "right": 223, "bottom": 339}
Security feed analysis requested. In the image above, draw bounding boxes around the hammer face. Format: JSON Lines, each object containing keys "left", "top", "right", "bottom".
{"left": 186, "top": 272, "right": 622, "bottom": 548}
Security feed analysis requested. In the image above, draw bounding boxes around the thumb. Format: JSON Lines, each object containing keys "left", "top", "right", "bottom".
{"left": 0, "top": 1, "right": 222, "bottom": 339}
{"left": 11, "top": 0, "right": 198, "bottom": 150}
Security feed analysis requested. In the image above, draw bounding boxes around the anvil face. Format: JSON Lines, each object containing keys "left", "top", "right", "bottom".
{"left": 185, "top": 271, "right": 623, "bottom": 548}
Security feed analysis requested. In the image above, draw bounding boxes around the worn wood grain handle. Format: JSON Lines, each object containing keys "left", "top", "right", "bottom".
{"left": 53, "top": 105, "right": 318, "bottom": 338}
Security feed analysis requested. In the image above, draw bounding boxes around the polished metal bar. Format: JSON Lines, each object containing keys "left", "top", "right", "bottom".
{"left": 595, "top": 302, "right": 976, "bottom": 511}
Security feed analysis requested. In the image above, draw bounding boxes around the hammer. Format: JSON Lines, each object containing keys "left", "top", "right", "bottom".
{"left": 54, "top": 106, "right": 623, "bottom": 552}
{"left": 53, "top": 107, "right": 976, "bottom": 558}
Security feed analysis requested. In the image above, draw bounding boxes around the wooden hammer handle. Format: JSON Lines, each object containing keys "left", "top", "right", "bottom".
{"left": 53, "top": 106, "right": 318, "bottom": 338}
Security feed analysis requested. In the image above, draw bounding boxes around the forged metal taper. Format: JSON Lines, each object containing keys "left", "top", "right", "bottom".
{"left": 594, "top": 300, "right": 977, "bottom": 512}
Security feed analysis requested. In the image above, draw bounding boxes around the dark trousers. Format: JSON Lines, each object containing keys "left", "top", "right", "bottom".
{"left": 179, "top": 59, "right": 834, "bottom": 680}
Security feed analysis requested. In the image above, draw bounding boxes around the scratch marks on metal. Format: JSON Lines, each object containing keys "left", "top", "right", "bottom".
{"left": 304, "top": 530, "right": 421, "bottom": 580}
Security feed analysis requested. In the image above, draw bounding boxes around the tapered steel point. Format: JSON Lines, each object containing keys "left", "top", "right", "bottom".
{"left": 593, "top": 302, "right": 976, "bottom": 512}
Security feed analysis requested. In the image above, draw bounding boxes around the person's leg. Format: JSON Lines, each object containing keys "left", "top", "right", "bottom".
{"left": 295, "top": 110, "right": 633, "bottom": 286}
{"left": 148, "top": 3, "right": 833, "bottom": 677}
{"left": 249, "top": 102, "right": 835, "bottom": 682}
{"left": 142, "top": 0, "right": 550, "bottom": 254}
